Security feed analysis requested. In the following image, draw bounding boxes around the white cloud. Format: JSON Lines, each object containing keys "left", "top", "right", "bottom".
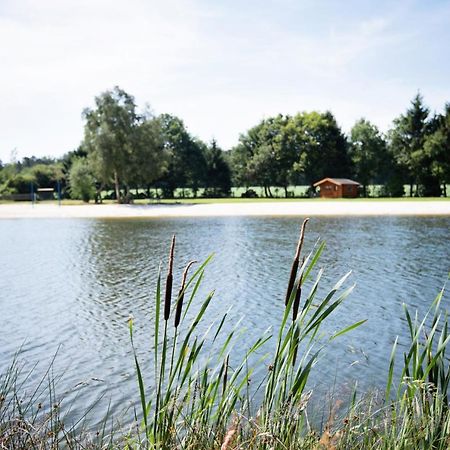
{"left": 0, "top": 0, "right": 449, "bottom": 160}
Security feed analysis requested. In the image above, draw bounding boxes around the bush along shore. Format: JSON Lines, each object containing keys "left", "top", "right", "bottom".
{"left": 1, "top": 219, "right": 449, "bottom": 449}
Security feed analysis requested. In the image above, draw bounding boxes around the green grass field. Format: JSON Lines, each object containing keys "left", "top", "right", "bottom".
{"left": 1, "top": 183, "right": 449, "bottom": 205}
{"left": 1, "top": 196, "right": 449, "bottom": 207}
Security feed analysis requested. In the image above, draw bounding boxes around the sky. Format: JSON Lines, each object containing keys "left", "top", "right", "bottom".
{"left": 1, "top": 0, "right": 450, "bottom": 162}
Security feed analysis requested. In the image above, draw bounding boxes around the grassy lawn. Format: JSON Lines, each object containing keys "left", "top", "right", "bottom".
{"left": 2, "top": 184, "right": 449, "bottom": 205}
{"left": 0, "top": 196, "right": 449, "bottom": 206}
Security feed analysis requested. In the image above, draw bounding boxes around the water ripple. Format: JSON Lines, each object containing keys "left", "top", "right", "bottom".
{"left": 0, "top": 216, "right": 449, "bottom": 424}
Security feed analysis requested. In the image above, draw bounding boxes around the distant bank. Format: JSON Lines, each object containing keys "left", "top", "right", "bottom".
{"left": 1, "top": 200, "right": 450, "bottom": 219}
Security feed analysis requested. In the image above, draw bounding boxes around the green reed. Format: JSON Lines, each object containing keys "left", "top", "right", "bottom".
{"left": 0, "top": 352, "right": 114, "bottom": 449}
{"left": 2, "top": 219, "right": 448, "bottom": 449}
{"left": 127, "top": 219, "right": 368, "bottom": 449}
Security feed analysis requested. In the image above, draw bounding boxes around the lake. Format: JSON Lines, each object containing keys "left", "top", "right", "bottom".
{"left": 0, "top": 216, "right": 449, "bottom": 427}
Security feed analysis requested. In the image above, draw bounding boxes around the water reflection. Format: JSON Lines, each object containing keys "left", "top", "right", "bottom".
{"left": 0, "top": 216, "right": 449, "bottom": 424}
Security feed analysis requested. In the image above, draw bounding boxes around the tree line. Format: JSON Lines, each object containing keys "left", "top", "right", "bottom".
{"left": 0, "top": 87, "right": 449, "bottom": 201}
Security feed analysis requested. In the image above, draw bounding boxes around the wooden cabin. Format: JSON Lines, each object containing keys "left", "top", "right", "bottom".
{"left": 37, "top": 187, "right": 55, "bottom": 200}
{"left": 313, "top": 178, "right": 360, "bottom": 198}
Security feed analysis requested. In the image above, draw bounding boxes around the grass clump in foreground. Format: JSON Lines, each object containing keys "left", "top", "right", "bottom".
{"left": 1, "top": 218, "right": 449, "bottom": 449}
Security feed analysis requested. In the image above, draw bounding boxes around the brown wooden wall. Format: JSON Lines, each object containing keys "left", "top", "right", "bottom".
{"left": 342, "top": 184, "right": 358, "bottom": 198}
{"left": 318, "top": 182, "right": 358, "bottom": 198}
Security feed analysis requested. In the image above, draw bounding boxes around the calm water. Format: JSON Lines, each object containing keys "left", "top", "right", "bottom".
{"left": 0, "top": 216, "right": 449, "bottom": 426}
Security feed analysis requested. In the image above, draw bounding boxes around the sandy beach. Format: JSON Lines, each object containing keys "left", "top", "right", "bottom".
{"left": 0, "top": 200, "right": 449, "bottom": 219}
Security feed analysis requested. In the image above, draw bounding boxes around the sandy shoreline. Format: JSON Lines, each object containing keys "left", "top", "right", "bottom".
{"left": 0, "top": 200, "right": 449, "bottom": 219}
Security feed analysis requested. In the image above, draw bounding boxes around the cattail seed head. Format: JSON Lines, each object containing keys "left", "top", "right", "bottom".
{"left": 285, "top": 259, "right": 299, "bottom": 306}
{"left": 295, "top": 218, "right": 309, "bottom": 260}
{"left": 292, "top": 257, "right": 305, "bottom": 322}
{"left": 164, "top": 235, "right": 176, "bottom": 321}
{"left": 285, "top": 218, "right": 309, "bottom": 306}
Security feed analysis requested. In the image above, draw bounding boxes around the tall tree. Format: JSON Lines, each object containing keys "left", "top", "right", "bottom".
{"left": 129, "top": 115, "right": 168, "bottom": 197}
{"left": 203, "top": 140, "right": 231, "bottom": 197}
{"left": 389, "top": 93, "right": 432, "bottom": 196}
{"left": 423, "top": 104, "right": 450, "bottom": 196}
{"left": 82, "top": 86, "right": 139, "bottom": 202}
{"left": 157, "top": 114, "right": 206, "bottom": 198}
{"left": 350, "top": 119, "right": 388, "bottom": 197}
{"left": 230, "top": 112, "right": 350, "bottom": 196}
{"left": 69, "top": 157, "right": 96, "bottom": 202}
{"left": 293, "top": 111, "right": 351, "bottom": 187}
{"left": 230, "top": 115, "right": 297, "bottom": 197}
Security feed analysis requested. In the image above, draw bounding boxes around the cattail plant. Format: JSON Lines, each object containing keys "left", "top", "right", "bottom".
{"left": 285, "top": 218, "right": 309, "bottom": 306}
{"left": 174, "top": 260, "right": 196, "bottom": 329}
{"left": 262, "top": 218, "right": 361, "bottom": 444}
{"left": 164, "top": 235, "right": 176, "bottom": 321}
{"left": 293, "top": 256, "right": 305, "bottom": 323}
{"left": 222, "top": 354, "right": 230, "bottom": 397}
{"left": 129, "top": 219, "right": 367, "bottom": 449}
{"left": 3, "top": 220, "right": 449, "bottom": 448}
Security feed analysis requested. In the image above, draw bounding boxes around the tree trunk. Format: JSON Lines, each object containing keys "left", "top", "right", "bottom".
{"left": 443, "top": 183, "right": 447, "bottom": 197}
{"left": 284, "top": 186, "right": 288, "bottom": 198}
{"left": 125, "top": 185, "right": 131, "bottom": 203}
{"left": 114, "top": 171, "right": 120, "bottom": 203}
{"left": 409, "top": 183, "right": 413, "bottom": 197}
{"left": 363, "top": 184, "right": 367, "bottom": 197}
{"left": 267, "top": 186, "right": 273, "bottom": 198}
{"left": 146, "top": 185, "right": 151, "bottom": 199}
{"left": 264, "top": 186, "right": 268, "bottom": 197}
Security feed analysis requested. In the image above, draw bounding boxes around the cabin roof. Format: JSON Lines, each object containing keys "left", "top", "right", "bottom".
{"left": 313, "top": 178, "right": 360, "bottom": 187}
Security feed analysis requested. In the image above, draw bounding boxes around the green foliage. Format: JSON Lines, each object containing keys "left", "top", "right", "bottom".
{"left": 341, "top": 284, "right": 450, "bottom": 450}
{"left": 60, "top": 147, "right": 88, "bottom": 176}
{"left": 130, "top": 116, "right": 168, "bottom": 189}
{"left": 81, "top": 87, "right": 172, "bottom": 203}
{"left": 157, "top": 114, "right": 207, "bottom": 198}
{"left": 231, "top": 114, "right": 297, "bottom": 196}
{"left": 382, "top": 173, "right": 405, "bottom": 197}
{"left": 1, "top": 224, "right": 449, "bottom": 448}
{"left": 128, "top": 222, "right": 366, "bottom": 448}
{"left": 0, "top": 162, "right": 63, "bottom": 195}
{"left": 389, "top": 93, "right": 442, "bottom": 196}
{"left": 203, "top": 140, "right": 232, "bottom": 197}
{"left": 2, "top": 89, "right": 449, "bottom": 199}
{"left": 231, "top": 112, "right": 351, "bottom": 197}
{"left": 423, "top": 103, "right": 450, "bottom": 197}
{"left": 29, "top": 164, "right": 64, "bottom": 189}
{"left": 82, "top": 86, "right": 140, "bottom": 202}
{"left": 350, "top": 119, "right": 388, "bottom": 196}
{"left": 293, "top": 111, "right": 351, "bottom": 186}
{"left": 3, "top": 171, "right": 35, "bottom": 194}
{"left": 0, "top": 355, "right": 113, "bottom": 448}
{"left": 394, "top": 286, "right": 449, "bottom": 406}
{"left": 68, "top": 157, "right": 96, "bottom": 202}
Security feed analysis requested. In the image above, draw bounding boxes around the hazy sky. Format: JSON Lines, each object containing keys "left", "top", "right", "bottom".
{"left": 1, "top": 0, "right": 449, "bottom": 161}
